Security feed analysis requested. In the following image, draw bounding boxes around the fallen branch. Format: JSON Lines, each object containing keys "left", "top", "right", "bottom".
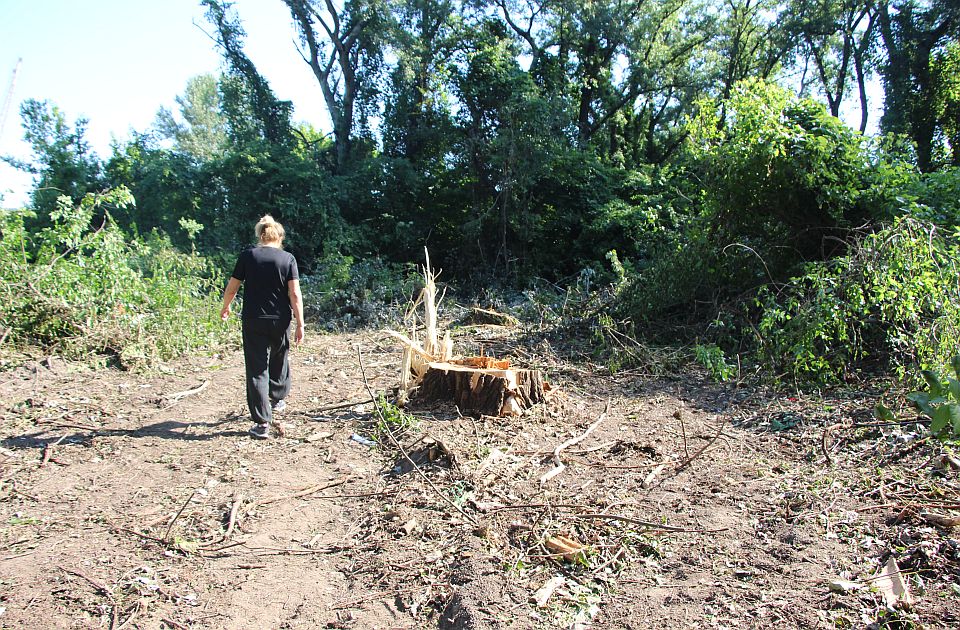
{"left": 540, "top": 402, "right": 609, "bottom": 484}
{"left": 235, "top": 543, "right": 340, "bottom": 556}
{"left": 333, "top": 585, "right": 424, "bottom": 610}
{"left": 39, "top": 420, "right": 100, "bottom": 432}
{"left": 107, "top": 522, "right": 165, "bottom": 545}
{"left": 164, "top": 380, "right": 209, "bottom": 402}
{"left": 572, "top": 512, "right": 727, "bottom": 534}
{"left": 881, "top": 436, "right": 930, "bottom": 466}
{"left": 209, "top": 479, "right": 352, "bottom": 546}
{"left": 310, "top": 399, "right": 371, "bottom": 414}
{"left": 583, "top": 460, "right": 674, "bottom": 470}
{"left": 60, "top": 565, "right": 120, "bottom": 627}
{"left": 60, "top": 566, "right": 113, "bottom": 595}
{"left": 512, "top": 441, "right": 617, "bottom": 456}
{"left": 673, "top": 418, "right": 728, "bottom": 473}
{"left": 483, "top": 502, "right": 597, "bottom": 514}
{"left": 919, "top": 511, "right": 960, "bottom": 528}
{"left": 256, "top": 478, "right": 349, "bottom": 506}
{"left": 278, "top": 490, "right": 397, "bottom": 501}
{"left": 357, "top": 345, "right": 478, "bottom": 526}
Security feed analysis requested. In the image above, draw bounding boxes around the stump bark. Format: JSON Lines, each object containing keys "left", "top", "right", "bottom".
{"left": 414, "top": 361, "right": 547, "bottom": 416}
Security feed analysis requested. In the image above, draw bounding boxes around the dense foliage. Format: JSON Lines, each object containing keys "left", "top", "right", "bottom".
{"left": 756, "top": 217, "right": 960, "bottom": 383}
{"left": 3, "top": 0, "right": 960, "bottom": 380}
{"left": 0, "top": 188, "right": 233, "bottom": 368}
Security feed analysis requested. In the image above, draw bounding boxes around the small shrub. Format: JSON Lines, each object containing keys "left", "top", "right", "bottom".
{"left": 755, "top": 217, "right": 960, "bottom": 383}
{"left": 372, "top": 393, "right": 419, "bottom": 443}
{"left": 694, "top": 344, "right": 736, "bottom": 382}
{"left": 906, "top": 356, "right": 960, "bottom": 439}
{"left": 300, "top": 253, "right": 417, "bottom": 330}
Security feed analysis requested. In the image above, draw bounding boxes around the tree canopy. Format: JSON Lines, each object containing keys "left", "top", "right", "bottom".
{"left": 6, "top": 0, "right": 960, "bottom": 380}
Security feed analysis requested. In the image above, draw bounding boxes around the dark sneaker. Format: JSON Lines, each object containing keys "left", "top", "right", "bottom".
{"left": 249, "top": 423, "right": 271, "bottom": 440}
{"left": 271, "top": 399, "right": 287, "bottom": 413}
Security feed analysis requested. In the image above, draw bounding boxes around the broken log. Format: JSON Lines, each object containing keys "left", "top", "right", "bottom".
{"left": 458, "top": 307, "right": 520, "bottom": 328}
{"left": 414, "top": 361, "right": 547, "bottom": 417}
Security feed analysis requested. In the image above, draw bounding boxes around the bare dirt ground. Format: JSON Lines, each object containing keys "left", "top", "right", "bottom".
{"left": 1, "top": 323, "right": 958, "bottom": 629}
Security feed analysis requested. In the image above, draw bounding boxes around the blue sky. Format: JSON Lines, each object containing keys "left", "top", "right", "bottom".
{"left": 0, "top": 0, "right": 330, "bottom": 206}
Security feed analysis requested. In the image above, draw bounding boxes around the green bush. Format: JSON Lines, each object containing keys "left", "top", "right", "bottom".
{"left": 300, "top": 252, "right": 417, "bottom": 330}
{"left": 906, "top": 356, "right": 960, "bottom": 439}
{"left": 615, "top": 80, "right": 911, "bottom": 334}
{"left": 755, "top": 217, "right": 960, "bottom": 383}
{"left": 897, "top": 167, "right": 960, "bottom": 227}
{"left": 0, "top": 187, "right": 234, "bottom": 368}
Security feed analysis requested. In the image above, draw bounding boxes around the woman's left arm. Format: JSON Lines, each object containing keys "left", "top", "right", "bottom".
{"left": 288, "top": 278, "right": 304, "bottom": 344}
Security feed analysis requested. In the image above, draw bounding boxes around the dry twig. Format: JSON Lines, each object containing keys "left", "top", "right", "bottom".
{"left": 572, "top": 512, "right": 727, "bottom": 533}
{"left": 257, "top": 478, "right": 349, "bottom": 506}
{"left": 164, "top": 489, "right": 199, "bottom": 542}
{"left": 164, "top": 380, "right": 209, "bottom": 402}
{"left": 673, "top": 418, "right": 728, "bottom": 473}
{"left": 540, "top": 402, "right": 609, "bottom": 483}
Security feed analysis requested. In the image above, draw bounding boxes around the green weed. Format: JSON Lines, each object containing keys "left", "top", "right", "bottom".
{"left": 372, "top": 394, "right": 419, "bottom": 442}
{"left": 694, "top": 343, "right": 736, "bottom": 381}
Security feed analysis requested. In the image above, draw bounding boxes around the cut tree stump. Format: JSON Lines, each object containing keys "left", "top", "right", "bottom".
{"left": 414, "top": 360, "right": 547, "bottom": 416}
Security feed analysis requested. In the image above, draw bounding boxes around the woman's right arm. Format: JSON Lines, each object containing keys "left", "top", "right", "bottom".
{"left": 220, "top": 277, "right": 242, "bottom": 320}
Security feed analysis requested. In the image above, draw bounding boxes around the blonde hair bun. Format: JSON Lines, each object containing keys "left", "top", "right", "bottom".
{"left": 255, "top": 214, "right": 285, "bottom": 244}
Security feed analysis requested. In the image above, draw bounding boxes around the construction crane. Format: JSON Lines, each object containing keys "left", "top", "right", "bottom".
{"left": 0, "top": 57, "right": 23, "bottom": 144}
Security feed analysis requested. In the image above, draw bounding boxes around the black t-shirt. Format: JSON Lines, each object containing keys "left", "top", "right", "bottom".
{"left": 231, "top": 246, "right": 299, "bottom": 323}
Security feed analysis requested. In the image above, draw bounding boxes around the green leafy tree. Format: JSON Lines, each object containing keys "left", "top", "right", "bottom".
{"left": 787, "top": 0, "right": 877, "bottom": 132}
{"left": 932, "top": 40, "right": 960, "bottom": 165}
{"left": 382, "top": 0, "right": 458, "bottom": 165}
{"left": 489, "top": 0, "right": 713, "bottom": 164}
{"left": 104, "top": 134, "right": 205, "bottom": 247}
{"left": 711, "top": 0, "right": 793, "bottom": 112}
{"left": 154, "top": 73, "right": 229, "bottom": 162}
{"left": 877, "top": 0, "right": 960, "bottom": 171}
{"left": 3, "top": 99, "right": 102, "bottom": 224}
{"left": 284, "top": 0, "right": 391, "bottom": 171}
{"left": 203, "top": 0, "right": 294, "bottom": 146}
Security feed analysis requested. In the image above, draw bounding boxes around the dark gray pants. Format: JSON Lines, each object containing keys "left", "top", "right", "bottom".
{"left": 242, "top": 318, "right": 291, "bottom": 424}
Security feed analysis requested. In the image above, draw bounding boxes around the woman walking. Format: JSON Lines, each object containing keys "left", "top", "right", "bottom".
{"left": 220, "top": 215, "right": 304, "bottom": 439}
